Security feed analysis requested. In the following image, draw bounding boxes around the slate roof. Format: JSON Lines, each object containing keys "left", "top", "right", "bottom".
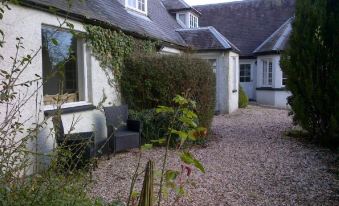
{"left": 253, "top": 17, "right": 293, "bottom": 54}
{"left": 195, "top": 0, "right": 295, "bottom": 57}
{"left": 177, "top": 27, "right": 240, "bottom": 52}
{"left": 22, "top": 0, "right": 186, "bottom": 46}
{"left": 161, "top": 0, "right": 201, "bottom": 15}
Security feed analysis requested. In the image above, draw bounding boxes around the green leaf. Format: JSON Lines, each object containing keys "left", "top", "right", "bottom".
{"left": 165, "top": 170, "right": 179, "bottom": 182}
{"left": 156, "top": 106, "right": 174, "bottom": 114}
{"left": 180, "top": 152, "right": 205, "bottom": 173}
{"left": 173, "top": 95, "right": 188, "bottom": 105}
{"left": 51, "top": 38, "right": 58, "bottom": 46}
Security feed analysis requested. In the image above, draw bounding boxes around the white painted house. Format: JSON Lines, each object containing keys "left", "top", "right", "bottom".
{"left": 0, "top": 0, "right": 241, "bottom": 169}
{"left": 196, "top": 0, "right": 295, "bottom": 108}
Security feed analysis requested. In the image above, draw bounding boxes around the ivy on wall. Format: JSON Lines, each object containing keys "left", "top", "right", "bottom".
{"left": 85, "top": 25, "right": 159, "bottom": 89}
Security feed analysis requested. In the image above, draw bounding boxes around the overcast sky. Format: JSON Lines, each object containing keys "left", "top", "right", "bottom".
{"left": 185, "top": 0, "right": 241, "bottom": 6}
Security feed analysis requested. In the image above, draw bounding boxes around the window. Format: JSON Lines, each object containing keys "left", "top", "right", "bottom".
{"left": 42, "top": 26, "right": 87, "bottom": 106}
{"left": 189, "top": 13, "right": 198, "bottom": 28}
{"left": 178, "top": 14, "right": 186, "bottom": 25}
{"left": 126, "top": 0, "right": 147, "bottom": 14}
{"left": 240, "top": 64, "right": 251, "bottom": 82}
{"left": 282, "top": 71, "right": 287, "bottom": 86}
{"left": 208, "top": 59, "right": 217, "bottom": 73}
{"left": 232, "top": 57, "right": 237, "bottom": 91}
{"left": 262, "top": 59, "right": 273, "bottom": 86}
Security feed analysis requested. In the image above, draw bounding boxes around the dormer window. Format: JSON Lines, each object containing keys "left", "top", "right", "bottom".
{"left": 176, "top": 12, "right": 199, "bottom": 28}
{"left": 126, "top": 0, "right": 147, "bottom": 14}
{"left": 189, "top": 13, "right": 198, "bottom": 28}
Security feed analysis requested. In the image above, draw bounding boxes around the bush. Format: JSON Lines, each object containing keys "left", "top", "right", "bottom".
{"left": 238, "top": 86, "right": 249, "bottom": 108}
{"left": 121, "top": 54, "right": 215, "bottom": 129}
{"left": 280, "top": 0, "right": 339, "bottom": 146}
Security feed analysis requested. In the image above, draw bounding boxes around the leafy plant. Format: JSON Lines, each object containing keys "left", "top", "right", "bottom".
{"left": 280, "top": 0, "right": 339, "bottom": 146}
{"left": 238, "top": 86, "right": 249, "bottom": 108}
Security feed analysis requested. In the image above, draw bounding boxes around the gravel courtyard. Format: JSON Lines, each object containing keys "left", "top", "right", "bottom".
{"left": 90, "top": 106, "right": 339, "bottom": 205}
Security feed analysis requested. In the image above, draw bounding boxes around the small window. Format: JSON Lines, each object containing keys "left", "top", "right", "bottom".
{"left": 189, "top": 13, "right": 198, "bottom": 28}
{"left": 282, "top": 71, "right": 287, "bottom": 86}
{"left": 262, "top": 59, "right": 273, "bottom": 86}
{"left": 127, "top": 0, "right": 147, "bottom": 14}
{"left": 208, "top": 59, "right": 217, "bottom": 73}
{"left": 240, "top": 64, "right": 251, "bottom": 82}
{"left": 42, "top": 26, "right": 86, "bottom": 106}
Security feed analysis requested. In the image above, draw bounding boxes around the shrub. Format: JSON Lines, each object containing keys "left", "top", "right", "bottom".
{"left": 238, "top": 86, "right": 249, "bottom": 108}
{"left": 122, "top": 54, "right": 215, "bottom": 129}
{"left": 280, "top": 0, "right": 339, "bottom": 146}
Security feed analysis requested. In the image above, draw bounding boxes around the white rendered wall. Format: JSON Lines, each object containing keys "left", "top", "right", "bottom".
{"left": 195, "top": 51, "right": 239, "bottom": 114}
{"left": 0, "top": 4, "right": 120, "bottom": 170}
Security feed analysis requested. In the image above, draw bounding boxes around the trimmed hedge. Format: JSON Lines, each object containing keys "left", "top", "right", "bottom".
{"left": 238, "top": 86, "right": 249, "bottom": 108}
{"left": 121, "top": 54, "right": 215, "bottom": 129}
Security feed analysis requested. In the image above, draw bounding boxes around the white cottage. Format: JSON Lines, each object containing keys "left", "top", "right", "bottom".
{"left": 0, "top": 0, "right": 240, "bottom": 169}
{"left": 196, "top": 0, "right": 295, "bottom": 108}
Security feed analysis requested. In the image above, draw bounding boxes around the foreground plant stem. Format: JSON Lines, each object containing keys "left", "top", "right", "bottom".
{"left": 127, "top": 151, "right": 142, "bottom": 206}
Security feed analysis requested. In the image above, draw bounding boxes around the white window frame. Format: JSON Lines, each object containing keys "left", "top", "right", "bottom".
{"left": 208, "top": 59, "right": 217, "bottom": 74}
{"left": 262, "top": 59, "right": 273, "bottom": 87}
{"left": 125, "top": 0, "right": 148, "bottom": 15}
{"left": 240, "top": 64, "right": 251, "bottom": 82}
{"left": 189, "top": 13, "right": 198, "bottom": 28}
{"left": 42, "top": 25, "right": 91, "bottom": 111}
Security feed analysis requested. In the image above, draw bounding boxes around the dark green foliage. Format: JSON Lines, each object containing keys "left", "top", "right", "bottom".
{"left": 129, "top": 109, "right": 171, "bottom": 144}
{"left": 280, "top": 0, "right": 339, "bottom": 146}
{"left": 122, "top": 54, "right": 215, "bottom": 129}
{"left": 238, "top": 86, "right": 249, "bottom": 108}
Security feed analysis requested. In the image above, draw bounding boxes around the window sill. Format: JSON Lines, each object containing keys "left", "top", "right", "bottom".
{"left": 44, "top": 102, "right": 96, "bottom": 116}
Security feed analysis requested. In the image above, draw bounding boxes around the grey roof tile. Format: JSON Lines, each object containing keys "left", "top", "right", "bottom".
{"left": 23, "top": 0, "right": 186, "bottom": 46}
{"left": 253, "top": 17, "right": 293, "bottom": 54}
{"left": 176, "top": 27, "right": 240, "bottom": 52}
{"left": 195, "top": 0, "right": 295, "bottom": 57}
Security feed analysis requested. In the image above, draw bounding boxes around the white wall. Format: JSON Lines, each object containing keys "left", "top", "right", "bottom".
{"left": 256, "top": 54, "right": 290, "bottom": 108}
{"left": 195, "top": 51, "right": 239, "bottom": 114}
{"left": 0, "top": 4, "right": 120, "bottom": 170}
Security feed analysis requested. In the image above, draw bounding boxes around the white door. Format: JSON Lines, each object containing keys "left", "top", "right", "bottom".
{"left": 240, "top": 64, "right": 255, "bottom": 100}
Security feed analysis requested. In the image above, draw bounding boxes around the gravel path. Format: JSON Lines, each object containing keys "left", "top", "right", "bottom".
{"left": 90, "top": 106, "right": 339, "bottom": 205}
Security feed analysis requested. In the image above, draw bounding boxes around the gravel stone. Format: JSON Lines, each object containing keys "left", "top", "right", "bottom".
{"left": 89, "top": 105, "right": 339, "bottom": 205}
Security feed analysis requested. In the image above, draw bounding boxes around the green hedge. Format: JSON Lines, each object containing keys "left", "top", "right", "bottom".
{"left": 238, "top": 86, "right": 249, "bottom": 108}
{"left": 121, "top": 54, "right": 215, "bottom": 129}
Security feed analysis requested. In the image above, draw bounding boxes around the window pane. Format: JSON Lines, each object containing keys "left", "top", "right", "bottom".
{"left": 268, "top": 61, "right": 272, "bottom": 85}
{"left": 42, "top": 26, "right": 79, "bottom": 104}
{"left": 137, "top": 0, "right": 145, "bottom": 11}
{"left": 128, "top": 0, "right": 136, "bottom": 8}
{"left": 262, "top": 60, "right": 267, "bottom": 85}
{"left": 179, "top": 14, "right": 186, "bottom": 24}
{"left": 240, "top": 64, "right": 251, "bottom": 82}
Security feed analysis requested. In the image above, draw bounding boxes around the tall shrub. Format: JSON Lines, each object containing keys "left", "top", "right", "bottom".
{"left": 121, "top": 54, "right": 215, "bottom": 129}
{"left": 280, "top": 0, "right": 339, "bottom": 146}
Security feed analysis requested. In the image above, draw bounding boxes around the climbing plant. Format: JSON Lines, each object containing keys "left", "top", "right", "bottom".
{"left": 85, "top": 25, "right": 158, "bottom": 89}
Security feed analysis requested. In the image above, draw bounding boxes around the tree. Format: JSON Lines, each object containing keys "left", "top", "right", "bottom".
{"left": 281, "top": 0, "right": 339, "bottom": 146}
